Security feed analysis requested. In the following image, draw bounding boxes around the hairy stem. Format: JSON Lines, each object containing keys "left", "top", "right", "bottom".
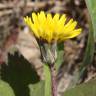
{"left": 49, "top": 64, "right": 57, "bottom": 96}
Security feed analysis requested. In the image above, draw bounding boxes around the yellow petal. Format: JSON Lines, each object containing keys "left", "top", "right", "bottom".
{"left": 60, "top": 28, "right": 82, "bottom": 41}
{"left": 37, "top": 11, "right": 46, "bottom": 37}
{"left": 24, "top": 16, "right": 29, "bottom": 25}
{"left": 56, "top": 14, "right": 67, "bottom": 32}
{"left": 63, "top": 19, "right": 73, "bottom": 29}
{"left": 27, "top": 17, "right": 40, "bottom": 38}
{"left": 46, "top": 13, "right": 53, "bottom": 31}
{"left": 38, "top": 11, "right": 46, "bottom": 22}
{"left": 46, "top": 30, "right": 53, "bottom": 43}
{"left": 46, "top": 13, "right": 54, "bottom": 39}
{"left": 47, "top": 13, "right": 52, "bottom": 22}
{"left": 32, "top": 24, "right": 40, "bottom": 38}
{"left": 53, "top": 13, "right": 60, "bottom": 21}
{"left": 32, "top": 12, "right": 38, "bottom": 24}
{"left": 64, "top": 21, "right": 77, "bottom": 32}
{"left": 59, "top": 14, "right": 66, "bottom": 25}
{"left": 24, "top": 17, "right": 27, "bottom": 22}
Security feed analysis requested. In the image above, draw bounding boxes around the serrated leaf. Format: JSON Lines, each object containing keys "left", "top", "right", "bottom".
{"left": 1, "top": 52, "right": 40, "bottom": 96}
{"left": 0, "top": 80, "right": 15, "bottom": 96}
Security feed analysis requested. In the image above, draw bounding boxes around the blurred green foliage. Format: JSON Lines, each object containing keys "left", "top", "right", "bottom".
{"left": 79, "top": 0, "right": 96, "bottom": 81}
{"left": 64, "top": 79, "right": 96, "bottom": 96}
{"left": 0, "top": 80, "right": 15, "bottom": 96}
{"left": 85, "top": 0, "right": 96, "bottom": 40}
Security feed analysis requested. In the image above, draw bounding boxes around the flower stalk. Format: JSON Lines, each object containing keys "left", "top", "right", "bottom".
{"left": 49, "top": 64, "right": 57, "bottom": 96}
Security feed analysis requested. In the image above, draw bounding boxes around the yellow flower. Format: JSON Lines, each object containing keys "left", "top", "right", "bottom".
{"left": 24, "top": 11, "right": 82, "bottom": 43}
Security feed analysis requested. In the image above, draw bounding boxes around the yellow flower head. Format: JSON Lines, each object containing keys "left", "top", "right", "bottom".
{"left": 24, "top": 11, "right": 82, "bottom": 43}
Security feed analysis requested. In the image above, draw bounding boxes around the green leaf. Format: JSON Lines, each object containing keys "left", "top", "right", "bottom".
{"left": 0, "top": 80, "right": 15, "bottom": 96}
{"left": 56, "top": 42, "right": 64, "bottom": 71}
{"left": 85, "top": 0, "right": 96, "bottom": 40}
{"left": 55, "top": 50, "right": 64, "bottom": 71}
{"left": 64, "top": 79, "right": 96, "bottom": 96}
{"left": 44, "top": 64, "right": 51, "bottom": 96}
{"left": 28, "top": 80, "right": 44, "bottom": 96}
